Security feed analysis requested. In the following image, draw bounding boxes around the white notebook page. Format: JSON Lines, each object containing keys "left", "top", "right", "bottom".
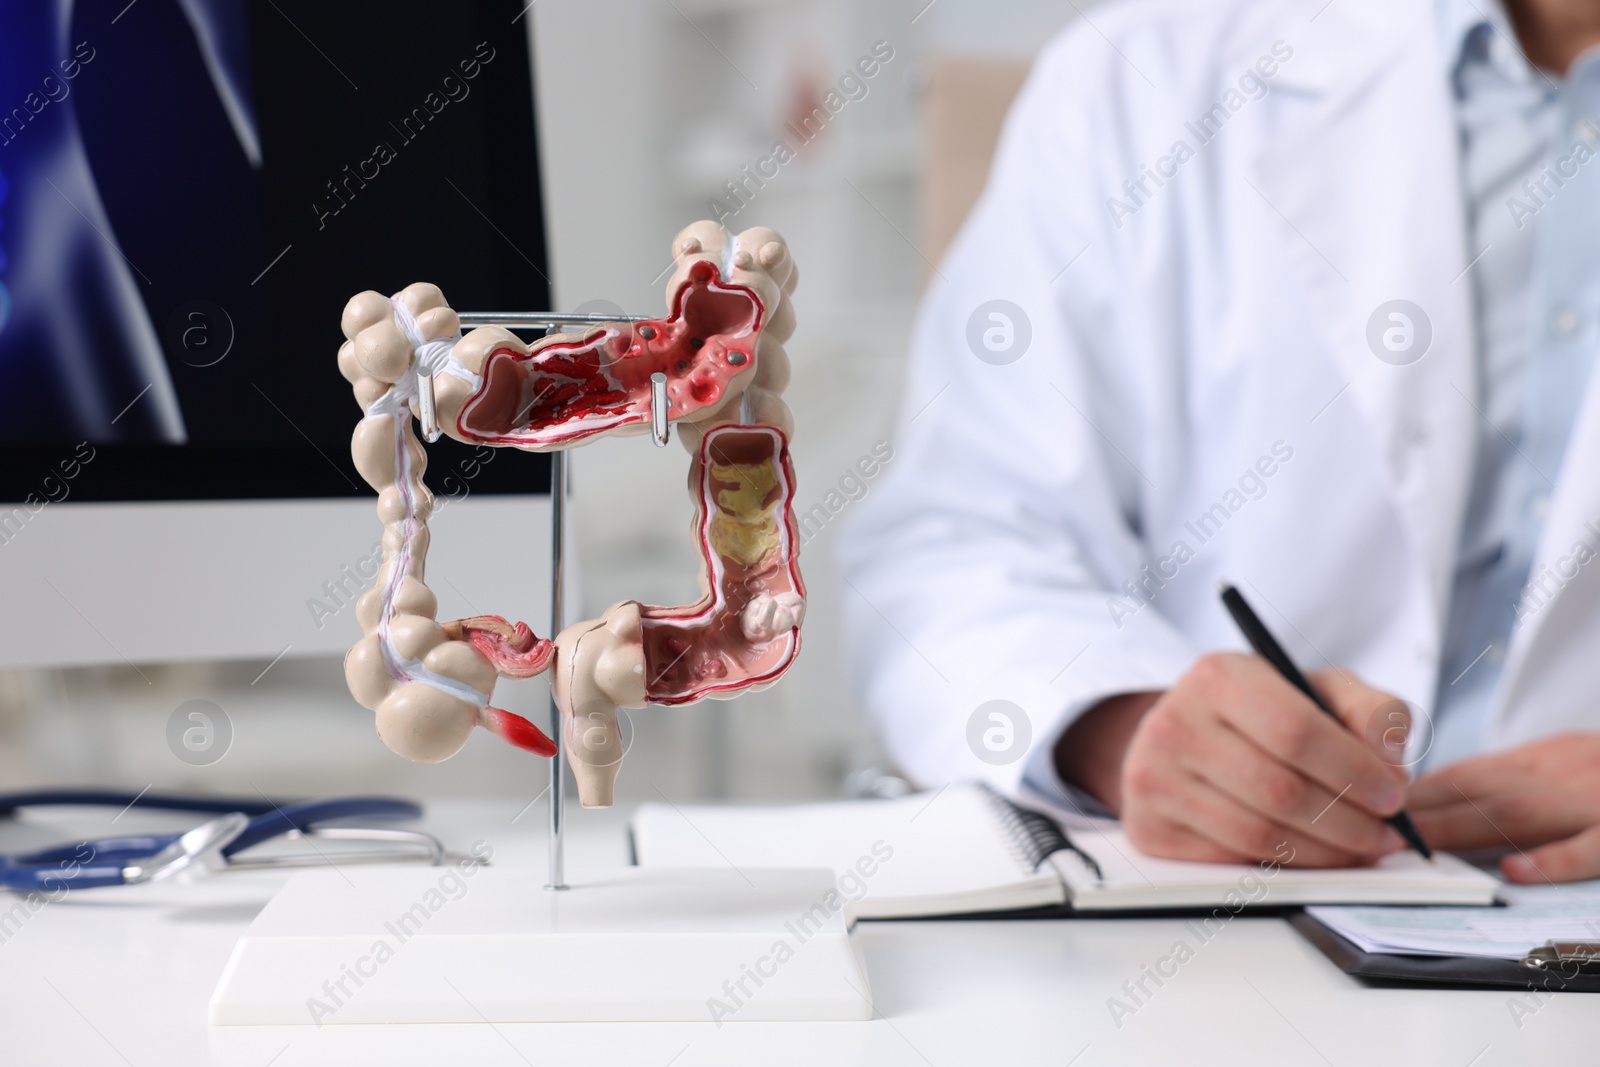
{"left": 631, "top": 786, "right": 1063, "bottom": 917}
{"left": 1063, "top": 826, "right": 1501, "bottom": 908}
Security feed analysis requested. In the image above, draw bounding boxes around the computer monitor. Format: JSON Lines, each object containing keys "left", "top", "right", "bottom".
{"left": 0, "top": 0, "right": 557, "bottom": 669}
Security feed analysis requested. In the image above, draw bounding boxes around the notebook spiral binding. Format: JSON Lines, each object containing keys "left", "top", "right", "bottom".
{"left": 976, "top": 784, "right": 1100, "bottom": 878}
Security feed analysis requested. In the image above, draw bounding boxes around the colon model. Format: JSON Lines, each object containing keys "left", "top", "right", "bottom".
{"left": 336, "top": 222, "right": 803, "bottom": 807}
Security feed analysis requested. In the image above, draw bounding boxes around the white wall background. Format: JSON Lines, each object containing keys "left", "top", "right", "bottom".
{"left": 0, "top": 0, "right": 1086, "bottom": 805}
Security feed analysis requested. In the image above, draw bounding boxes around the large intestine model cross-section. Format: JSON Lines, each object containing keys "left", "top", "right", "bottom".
{"left": 336, "top": 223, "right": 803, "bottom": 808}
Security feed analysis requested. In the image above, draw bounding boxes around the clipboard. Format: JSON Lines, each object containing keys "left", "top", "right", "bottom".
{"left": 1290, "top": 911, "right": 1600, "bottom": 992}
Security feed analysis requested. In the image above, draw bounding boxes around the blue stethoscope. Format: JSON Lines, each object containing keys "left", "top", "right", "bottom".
{"left": 0, "top": 790, "right": 448, "bottom": 892}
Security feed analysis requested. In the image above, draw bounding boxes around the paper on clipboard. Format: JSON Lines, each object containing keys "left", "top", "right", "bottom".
{"left": 1305, "top": 881, "right": 1600, "bottom": 960}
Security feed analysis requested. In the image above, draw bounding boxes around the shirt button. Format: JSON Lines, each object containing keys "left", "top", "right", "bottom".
{"left": 1486, "top": 643, "right": 1506, "bottom": 666}
{"left": 1552, "top": 306, "right": 1583, "bottom": 336}
{"left": 1414, "top": 642, "right": 1432, "bottom": 663}
{"left": 1578, "top": 119, "right": 1600, "bottom": 147}
{"left": 1532, "top": 494, "right": 1551, "bottom": 519}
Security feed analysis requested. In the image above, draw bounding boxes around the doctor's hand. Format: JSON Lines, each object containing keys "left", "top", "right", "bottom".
{"left": 1055, "top": 653, "right": 1411, "bottom": 867}
{"left": 1407, "top": 734, "right": 1600, "bottom": 884}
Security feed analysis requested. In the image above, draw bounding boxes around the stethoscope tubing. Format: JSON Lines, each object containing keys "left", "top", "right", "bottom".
{"left": 0, "top": 792, "right": 423, "bottom": 892}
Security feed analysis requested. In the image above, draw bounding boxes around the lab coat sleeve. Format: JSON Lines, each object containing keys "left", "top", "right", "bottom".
{"left": 836, "top": 26, "right": 1199, "bottom": 799}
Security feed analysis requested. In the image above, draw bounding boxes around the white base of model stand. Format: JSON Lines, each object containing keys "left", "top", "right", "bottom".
{"left": 209, "top": 865, "right": 872, "bottom": 1024}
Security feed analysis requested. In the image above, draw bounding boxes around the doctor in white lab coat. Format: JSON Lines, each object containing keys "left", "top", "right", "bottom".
{"left": 840, "top": 0, "right": 1600, "bottom": 880}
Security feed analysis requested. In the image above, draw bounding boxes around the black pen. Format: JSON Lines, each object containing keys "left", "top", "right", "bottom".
{"left": 1218, "top": 582, "right": 1433, "bottom": 860}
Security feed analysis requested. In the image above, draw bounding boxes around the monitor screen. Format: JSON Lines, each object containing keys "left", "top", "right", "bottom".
{"left": 0, "top": 0, "right": 553, "bottom": 502}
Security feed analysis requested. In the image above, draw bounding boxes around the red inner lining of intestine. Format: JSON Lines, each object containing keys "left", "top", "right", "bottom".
{"left": 457, "top": 261, "right": 764, "bottom": 447}
{"left": 640, "top": 426, "right": 803, "bottom": 705}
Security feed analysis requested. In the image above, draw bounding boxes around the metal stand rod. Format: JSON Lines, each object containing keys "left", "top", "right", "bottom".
{"left": 459, "top": 311, "right": 651, "bottom": 330}
{"left": 546, "top": 448, "right": 568, "bottom": 891}
{"left": 448, "top": 311, "right": 669, "bottom": 893}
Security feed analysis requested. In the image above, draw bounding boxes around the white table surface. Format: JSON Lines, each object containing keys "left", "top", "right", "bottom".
{"left": 0, "top": 798, "right": 1593, "bottom": 1066}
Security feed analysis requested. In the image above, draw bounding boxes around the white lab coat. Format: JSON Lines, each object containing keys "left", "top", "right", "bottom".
{"left": 838, "top": 0, "right": 1600, "bottom": 797}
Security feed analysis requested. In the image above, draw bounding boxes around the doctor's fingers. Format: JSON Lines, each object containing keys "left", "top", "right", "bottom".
{"left": 1304, "top": 669, "right": 1409, "bottom": 749}
{"left": 1407, "top": 733, "right": 1599, "bottom": 809}
{"left": 1503, "top": 825, "right": 1600, "bottom": 884}
{"left": 1408, "top": 793, "right": 1586, "bottom": 851}
{"left": 1209, "top": 668, "right": 1407, "bottom": 816}
{"left": 1407, "top": 762, "right": 1528, "bottom": 811}
{"left": 1128, "top": 773, "right": 1377, "bottom": 868}
{"left": 1176, "top": 720, "right": 1400, "bottom": 858}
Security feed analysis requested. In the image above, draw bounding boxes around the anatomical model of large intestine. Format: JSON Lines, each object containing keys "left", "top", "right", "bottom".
{"left": 337, "top": 223, "right": 803, "bottom": 808}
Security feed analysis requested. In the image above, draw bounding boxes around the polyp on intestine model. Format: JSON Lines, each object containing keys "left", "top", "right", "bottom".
{"left": 337, "top": 222, "right": 804, "bottom": 807}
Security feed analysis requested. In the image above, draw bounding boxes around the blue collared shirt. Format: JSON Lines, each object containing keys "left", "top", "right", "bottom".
{"left": 1427, "top": 0, "right": 1600, "bottom": 769}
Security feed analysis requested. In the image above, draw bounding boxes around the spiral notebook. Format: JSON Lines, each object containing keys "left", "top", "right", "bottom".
{"left": 629, "top": 784, "right": 1500, "bottom": 917}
